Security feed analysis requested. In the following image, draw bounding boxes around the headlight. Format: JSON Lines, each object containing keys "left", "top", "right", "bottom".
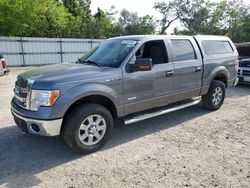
{"left": 29, "top": 90, "right": 60, "bottom": 111}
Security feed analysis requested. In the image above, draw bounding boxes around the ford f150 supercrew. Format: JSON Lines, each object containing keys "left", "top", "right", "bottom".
{"left": 11, "top": 35, "right": 239, "bottom": 154}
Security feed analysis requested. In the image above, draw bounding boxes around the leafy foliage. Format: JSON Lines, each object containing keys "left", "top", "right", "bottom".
{"left": 173, "top": 0, "right": 250, "bottom": 42}
{"left": 0, "top": 0, "right": 81, "bottom": 37}
{"left": 83, "top": 8, "right": 113, "bottom": 38}
{"left": 119, "top": 9, "right": 156, "bottom": 35}
{"left": 0, "top": 0, "right": 249, "bottom": 42}
{"left": 154, "top": 0, "right": 190, "bottom": 34}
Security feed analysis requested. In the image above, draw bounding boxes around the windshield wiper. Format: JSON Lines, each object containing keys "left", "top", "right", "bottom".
{"left": 77, "top": 59, "right": 101, "bottom": 67}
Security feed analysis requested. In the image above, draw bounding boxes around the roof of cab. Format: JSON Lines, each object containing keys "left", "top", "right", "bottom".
{"left": 110, "top": 34, "right": 232, "bottom": 41}
{"left": 110, "top": 35, "right": 195, "bottom": 42}
{"left": 110, "top": 35, "right": 165, "bottom": 41}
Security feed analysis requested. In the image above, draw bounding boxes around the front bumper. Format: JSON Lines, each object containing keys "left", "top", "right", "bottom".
{"left": 238, "top": 67, "right": 250, "bottom": 83}
{"left": 238, "top": 75, "right": 250, "bottom": 83}
{"left": 12, "top": 109, "right": 62, "bottom": 137}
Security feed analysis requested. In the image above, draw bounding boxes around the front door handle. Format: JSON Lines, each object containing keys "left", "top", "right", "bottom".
{"left": 195, "top": 66, "right": 201, "bottom": 72}
{"left": 166, "top": 70, "right": 174, "bottom": 77}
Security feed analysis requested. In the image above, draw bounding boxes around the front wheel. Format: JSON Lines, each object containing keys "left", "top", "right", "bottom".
{"left": 202, "top": 80, "right": 225, "bottom": 110}
{"left": 63, "top": 103, "right": 113, "bottom": 154}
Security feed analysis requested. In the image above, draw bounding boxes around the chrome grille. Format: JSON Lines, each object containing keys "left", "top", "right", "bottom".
{"left": 239, "top": 59, "right": 250, "bottom": 67}
{"left": 242, "top": 70, "right": 250, "bottom": 76}
{"left": 14, "top": 77, "right": 30, "bottom": 109}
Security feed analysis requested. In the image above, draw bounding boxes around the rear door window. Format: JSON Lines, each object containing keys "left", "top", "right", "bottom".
{"left": 202, "top": 41, "right": 234, "bottom": 55}
{"left": 171, "top": 39, "right": 196, "bottom": 61}
{"left": 222, "top": 41, "right": 234, "bottom": 53}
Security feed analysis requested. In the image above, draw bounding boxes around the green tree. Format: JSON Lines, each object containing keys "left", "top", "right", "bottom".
{"left": 119, "top": 9, "right": 156, "bottom": 35}
{"left": 78, "top": 0, "right": 92, "bottom": 20}
{"left": 234, "top": 16, "right": 250, "bottom": 42}
{"left": 0, "top": 0, "right": 80, "bottom": 37}
{"left": 62, "top": 0, "right": 83, "bottom": 17}
{"left": 83, "top": 8, "right": 113, "bottom": 38}
{"left": 105, "top": 5, "right": 119, "bottom": 22}
{"left": 180, "top": 0, "right": 211, "bottom": 34}
{"left": 216, "top": 0, "right": 250, "bottom": 42}
{"left": 173, "top": 0, "right": 250, "bottom": 43}
{"left": 154, "top": 0, "right": 190, "bottom": 34}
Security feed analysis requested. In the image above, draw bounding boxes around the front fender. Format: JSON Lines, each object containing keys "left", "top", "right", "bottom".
{"left": 55, "top": 83, "right": 120, "bottom": 116}
{"left": 11, "top": 83, "right": 122, "bottom": 120}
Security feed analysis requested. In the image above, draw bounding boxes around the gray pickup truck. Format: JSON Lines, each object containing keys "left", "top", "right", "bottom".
{"left": 11, "top": 35, "right": 239, "bottom": 153}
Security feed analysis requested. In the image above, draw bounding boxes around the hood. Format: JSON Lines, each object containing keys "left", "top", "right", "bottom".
{"left": 18, "top": 63, "right": 113, "bottom": 89}
{"left": 239, "top": 57, "right": 250, "bottom": 67}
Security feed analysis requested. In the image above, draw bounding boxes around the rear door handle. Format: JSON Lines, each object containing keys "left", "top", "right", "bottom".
{"left": 166, "top": 70, "right": 174, "bottom": 77}
{"left": 195, "top": 66, "right": 201, "bottom": 72}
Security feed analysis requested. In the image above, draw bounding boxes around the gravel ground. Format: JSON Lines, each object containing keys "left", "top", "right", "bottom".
{"left": 0, "top": 68, "right": 250, "bottom": 188}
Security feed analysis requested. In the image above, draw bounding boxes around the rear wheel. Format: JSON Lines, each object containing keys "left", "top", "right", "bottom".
{"left": 202, "top": 80, "right": 225, "bottom": 110}
{"left": 63, "top": 103, "right": 113, "bottom": 154}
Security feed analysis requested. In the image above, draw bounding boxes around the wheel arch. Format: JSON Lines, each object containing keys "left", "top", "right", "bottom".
{"left": 60, "top": 94, "right": 118, "bottom": 135}
{"left": 213, "top": 73, "right": 228, "bottom": 88}
{"left": 209, "top": 66, "right": 230, "bottom": 88}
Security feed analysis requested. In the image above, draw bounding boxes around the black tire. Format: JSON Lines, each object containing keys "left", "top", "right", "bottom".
{"left": 63, "top": 103, "right": 113, "bottom": 154}
{"left": 202, "top": 80, "right": 225, "bottom": 110}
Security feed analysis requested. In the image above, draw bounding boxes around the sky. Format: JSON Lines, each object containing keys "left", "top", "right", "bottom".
{"left": 90, "top": 0, "right": 249, "bottom": 33}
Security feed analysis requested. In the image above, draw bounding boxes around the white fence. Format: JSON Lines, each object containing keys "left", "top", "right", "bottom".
{"left": 0, "top": 37, "right": 104, "bottom": 66}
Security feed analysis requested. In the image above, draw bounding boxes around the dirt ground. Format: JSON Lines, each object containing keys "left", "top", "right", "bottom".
{"left": 0, "top": 68, "right": 249, "bottom": 188}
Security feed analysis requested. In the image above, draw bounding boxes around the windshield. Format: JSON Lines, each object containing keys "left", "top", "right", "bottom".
{"left": 79, "top": 39, "right": 138, "bottom": 68}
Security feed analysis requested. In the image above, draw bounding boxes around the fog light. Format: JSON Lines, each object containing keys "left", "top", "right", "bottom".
{"left": 31, "top": 124, "right": 40, "bottom": 133}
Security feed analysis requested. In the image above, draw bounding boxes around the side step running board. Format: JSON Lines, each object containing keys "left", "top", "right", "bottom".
{"left": 124, "top": 98, "right": 201, "bottom": 125}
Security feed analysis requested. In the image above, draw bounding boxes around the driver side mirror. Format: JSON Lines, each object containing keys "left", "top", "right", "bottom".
{"left": 128, "top": 58, "right": 152, "bottom": 72}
